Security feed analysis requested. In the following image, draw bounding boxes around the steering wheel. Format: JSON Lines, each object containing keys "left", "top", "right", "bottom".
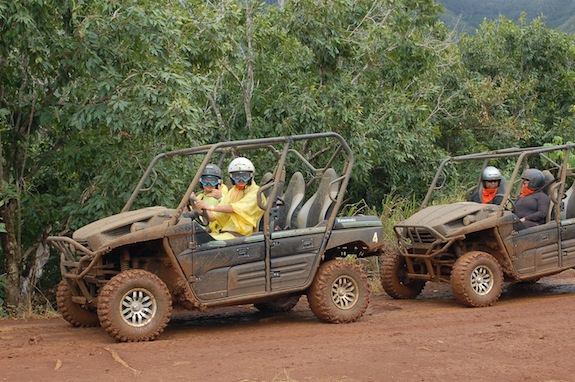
{"left": 188, "top": 196, "right": 211, "bottom": 227}
{"left": 503, "top": 196, "right": 516, "bottom": 212}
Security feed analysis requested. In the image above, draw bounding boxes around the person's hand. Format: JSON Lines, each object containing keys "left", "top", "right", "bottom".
{"left": 210, "top": 188, "right": 223, "bottom": 200}
{"left": 194, "top": 200, "right": 208, "bottom": 211}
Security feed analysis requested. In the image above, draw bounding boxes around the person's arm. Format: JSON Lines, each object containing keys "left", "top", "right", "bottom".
{"left": 194, "top": 200, "right": 234, "bottom": 220}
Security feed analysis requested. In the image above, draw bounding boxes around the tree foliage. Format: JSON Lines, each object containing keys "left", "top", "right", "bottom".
{"left": 1, "top": 0, "right": 575, "bottom": 309}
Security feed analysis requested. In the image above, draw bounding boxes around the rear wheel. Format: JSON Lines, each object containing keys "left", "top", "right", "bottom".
{"left": 380, "top": 251, "right": 426, "bottom": 299}
{"left": 254, "top": 295, "right": 301, "bottom": 313}
{"left": 451, "top": 251, "right": 503, "bottom": 307}
{"left": 56, "top": 279, "right": 100, "bottom": 327}
{"left": 97, "top": 269, "right": 172, "bottom": 342}
{"left": 307, "top": 260, "right": 369, "bottom": 323}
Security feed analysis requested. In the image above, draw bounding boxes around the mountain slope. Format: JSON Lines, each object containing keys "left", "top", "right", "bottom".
{"left": 439, "top": 0, "right": 575, "bottom": 34}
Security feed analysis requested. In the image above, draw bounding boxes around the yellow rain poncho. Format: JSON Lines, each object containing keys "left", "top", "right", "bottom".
{"left": 196, "top": 184, "right": 229, "bottom": 234}
{"left": 211, "top": 184, "right": 265, "bottom": 240}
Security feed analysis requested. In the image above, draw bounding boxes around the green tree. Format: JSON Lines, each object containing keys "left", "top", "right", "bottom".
{"left": 441, "top": 15, "right": 575, "bottom": 154}
{"left": 0, "top": 0, "right": 80, "bottom": 307}
{"left": 0, "top": 0, "right": 220, "bottom": 308}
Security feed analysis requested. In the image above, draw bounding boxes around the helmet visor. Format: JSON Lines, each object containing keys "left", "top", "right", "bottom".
{"left": 230, "top": 171, "right": 252, "bottom": 183}
{"left": 200, "top": 176, "right": 220, "bottom": 187}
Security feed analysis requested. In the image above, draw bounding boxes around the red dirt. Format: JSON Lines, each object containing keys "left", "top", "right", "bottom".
{"left": 2, "top": 270, "right": 575, "bottom": 382}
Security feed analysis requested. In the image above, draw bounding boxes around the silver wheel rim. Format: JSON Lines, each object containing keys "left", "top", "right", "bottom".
{"left": 470, "top": 265, "right": 494, "bottom": 296}
{"left": 120, "top": 288, "right": 157, "bottom": 327}
{"left": 331, "top": 275, "right": 359, "bottom": 310}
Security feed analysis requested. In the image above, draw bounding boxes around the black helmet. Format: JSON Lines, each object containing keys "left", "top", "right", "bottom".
{"left": 481, "top": 166, "right": 502, "bottom": 181}
{"left": 521, "top": 168, "right": 545, "bottom": 191}
{"left": 202, "top": 163, "right": 222, "bottom": 179}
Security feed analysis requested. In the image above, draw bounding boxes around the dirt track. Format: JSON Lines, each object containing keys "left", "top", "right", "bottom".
{"left": 3, "top": 270, "right": 575, "bottom": 382}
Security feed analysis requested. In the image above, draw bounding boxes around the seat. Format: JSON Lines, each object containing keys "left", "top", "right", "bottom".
{"left": 541, "top": 170, "right": 555, "bottom": 222}
{"left": 565, "top": 183, "right": 575, "bottom": 220}
{"left": 255, "top": 172, "right": 274, "bottom": 232}
{"left": 259, "top": 172, "right": 274, "bottom": 198}
{"left": 296, "top": 168, "right": 338, "bottom": 228}
{"left": 276, "top": 172, "right": 305, "bottom": 229}
{"left": 541, "top": 170, "right": 555, "bottom": 194}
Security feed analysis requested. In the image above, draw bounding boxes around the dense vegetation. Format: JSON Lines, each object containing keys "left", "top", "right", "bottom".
{"left": 1, "top": 0, "right": 575, "bottom": 314}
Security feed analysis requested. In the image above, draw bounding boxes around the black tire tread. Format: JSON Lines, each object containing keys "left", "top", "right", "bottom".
{"left": 307, "top": 259, "right": 369, "bottom": 324}
{"left": 56, "top": 279, "right": 100, "bottom": 327}
{"left": 97, "top": 269, "right": 172, "bottom": 342}
{"left": 380, "top": 251, "right": 425, "bottom": 299}
{"left": 451, "top": 251, "right": 503, "bottom": 308}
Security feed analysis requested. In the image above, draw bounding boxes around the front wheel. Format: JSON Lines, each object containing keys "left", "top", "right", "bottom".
{"left": 97, "top": 269, "right": 173, "bottom": 342}
{"left": 451, "top": 251, "right": 503, "bottom": 307}
{"left": 307, "top": 260, "right": 369, "bottom": 324}
{"left": 380, "top": 250, "right": 426, "bottom": 299}
{"left": 57, "top": 279, "right": 100, "bottom": 327}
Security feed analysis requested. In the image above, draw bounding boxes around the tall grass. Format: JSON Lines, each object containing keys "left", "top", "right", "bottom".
{"left": 342, "top": 194, "right": 420, "bottom": 294}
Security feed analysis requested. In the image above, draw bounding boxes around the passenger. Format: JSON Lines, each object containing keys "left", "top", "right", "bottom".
{"left": 469, "top": 166, "right": 505, "bottom": 204}
{"left": 193, "top": 157, "right": 265, "bottom": 240}
{"left": 191, "top": 163, "right": 228, "bottom": 234}
{"left": 514, "top": 169, "right": 550, "bottom": 227}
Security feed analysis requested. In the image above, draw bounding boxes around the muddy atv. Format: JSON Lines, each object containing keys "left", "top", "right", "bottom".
{"left": 380, "top": 144, "right": 575, "bottom": 307}
{"left": 48, "top": 132, "right": 384, "bottom": 341}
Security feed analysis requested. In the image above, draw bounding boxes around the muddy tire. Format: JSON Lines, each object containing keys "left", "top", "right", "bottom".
{"left": 254, "top": 295, "right": 301, "bottom": 313}
{"left": 380, "top": 251, "right": 426, "bottom": 299}
{"left": 56, "top": 279, "right": 100, "bottom": 327}
{"left": 451, "top": 251, "right": 503, "bottom": 307}
{"left": 307, "top": 260, "right": 369, "bottom": 323}
{"left": 97, "top": 269, "right": 172, "bottom": 342}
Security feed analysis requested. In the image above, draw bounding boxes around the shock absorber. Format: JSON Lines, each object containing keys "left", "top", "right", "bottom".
{"left": 121, "top": 248, "right": 130, "bottom": 272}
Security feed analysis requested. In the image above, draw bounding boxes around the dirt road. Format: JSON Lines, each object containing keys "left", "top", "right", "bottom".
{"left": 2, "top": 270, "right": 575, "bottom": 382}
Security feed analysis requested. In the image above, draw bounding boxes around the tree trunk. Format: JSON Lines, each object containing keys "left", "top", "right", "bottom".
{"left": 0, "top": 200, "right": 22, "bottom": 306}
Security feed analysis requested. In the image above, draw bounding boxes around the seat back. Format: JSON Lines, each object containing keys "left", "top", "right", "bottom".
{"left": 565, "top": 183, "right": 575, "bottom": 220}
{"left": 256, "top": 172, "right": 274, "bottom": 232}
{"left": 259, "top": 172, "right": 274, "bottom": 198}
{"left": 277, "top": 172, "right": 305, "bottom": 229}
{"left": 541, "top": 170, "right": 555, "bottom": 194}
{"left": 296, "top": 168, "right": 338, "bottom": 228}
{"left": 541, "top": 170, "right": 555, "bottom": 222}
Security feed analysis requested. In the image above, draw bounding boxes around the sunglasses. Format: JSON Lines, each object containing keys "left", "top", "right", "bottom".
{"left": 200, "top": 176, "right": 220, "bottom": 187}
{"left": 230, "top": 171, "right": 252, "bottom": 183}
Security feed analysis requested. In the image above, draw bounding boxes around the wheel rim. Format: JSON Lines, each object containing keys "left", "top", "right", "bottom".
{"left": 120, "top": 288, "right": 157, "bottom": 327}
{"left": 331, "top": 275, "right": 359, "bottom": 310}
{"left": 470, "top": 265, "right": 494, "bottom": 295}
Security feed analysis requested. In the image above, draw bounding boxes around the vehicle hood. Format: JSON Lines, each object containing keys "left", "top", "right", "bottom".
{"left": 73, "top": 206, "right": 173, "bottom": 249}
{"left": 396, "top": 202, "right": 500, "bottom": 239}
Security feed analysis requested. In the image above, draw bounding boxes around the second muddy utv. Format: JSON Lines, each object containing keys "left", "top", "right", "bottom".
{"left": 380, "top": 144, "right": 575, "bottom": 307}
{"left": 48, "top": 133, "right": 385, "bottom": 341}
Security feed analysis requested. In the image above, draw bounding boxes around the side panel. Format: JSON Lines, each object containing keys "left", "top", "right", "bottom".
{"left": 504, "top": 223, "right": 560, "bottom": 275}
{"left": 560, "top": 219, "right": 575, "bottom": 267}
{"left": 268, "top": 232, "right": 324, "bottom": 291}
{"left": 186, "top": 242, "right": 266, "bottom": 300}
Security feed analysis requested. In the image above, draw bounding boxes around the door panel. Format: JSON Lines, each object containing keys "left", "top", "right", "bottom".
{"left": 268, "top": 231, "right": 324, "bottom": 291}
{"left": 561, "top": 221, "right": 575, "bottom": 267}
{"left": 507, "top": 223, "right": 560, "bottom": 275}
{"left": 190, "top": 241, "right": 266, "bottom": 300}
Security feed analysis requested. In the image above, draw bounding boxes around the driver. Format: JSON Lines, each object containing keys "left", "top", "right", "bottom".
{"left": 193, "top": 157, "right": 265, "bottom": 240}
{"left": 469, "top": 166, "right": 505, "bottom": 204}
{"left": 191, "top": 163, "right": 228, "bottom": 234}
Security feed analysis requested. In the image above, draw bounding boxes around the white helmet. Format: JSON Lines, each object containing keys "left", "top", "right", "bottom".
{"left": 228, "top": 157, "right": 255, "bottom": 173}
{"left": 481, "top": 166, "right": 502, "bottom": 181}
